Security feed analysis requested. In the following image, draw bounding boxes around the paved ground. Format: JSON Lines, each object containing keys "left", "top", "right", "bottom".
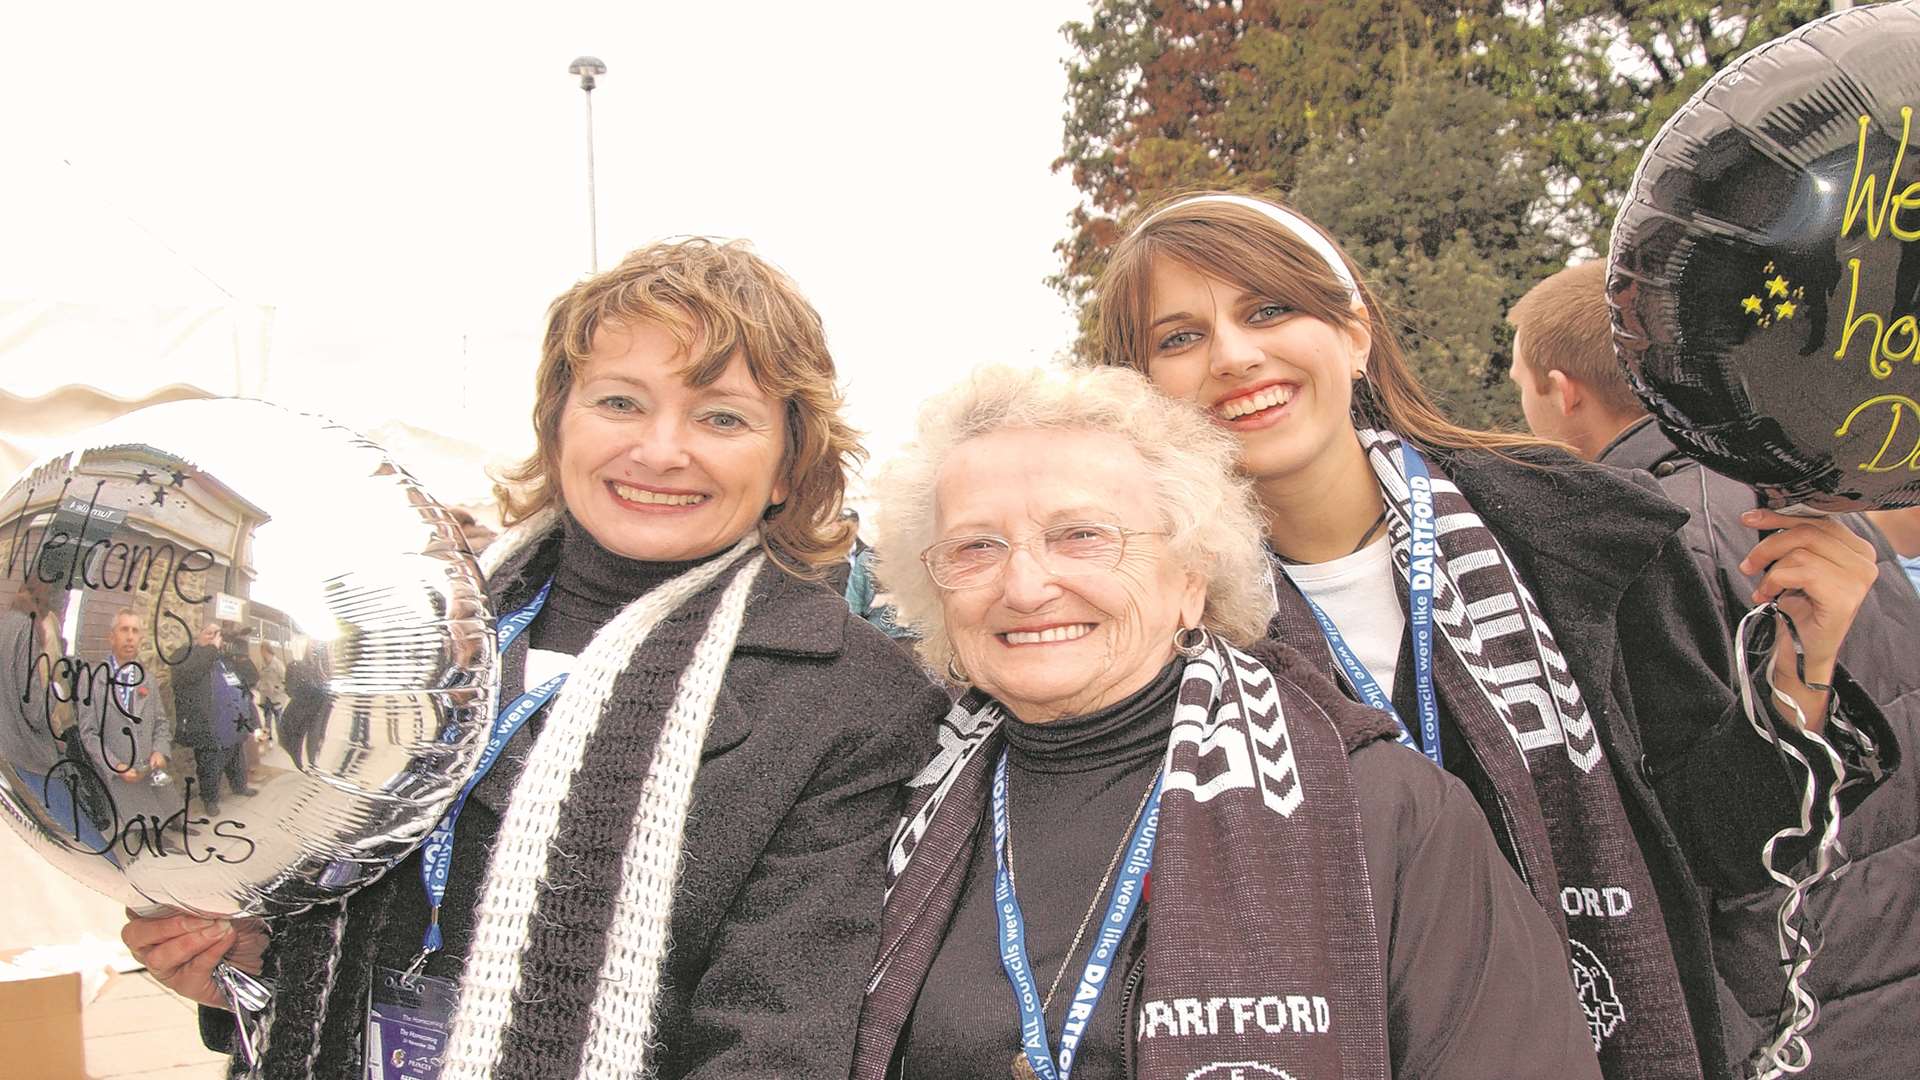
{"left": 85, "top": 971, "right": 228, "bottom": 1080}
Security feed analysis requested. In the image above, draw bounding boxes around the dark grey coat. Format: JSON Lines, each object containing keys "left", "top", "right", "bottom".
{"left": 1408, "top": 444, "right": 1895, "bottom": 1080}
{"left": 204, "top": 541, "right": 947, "bottom": 1079}
{"left": 1603, "top": 417, "right": 1920, "bottom": 1079}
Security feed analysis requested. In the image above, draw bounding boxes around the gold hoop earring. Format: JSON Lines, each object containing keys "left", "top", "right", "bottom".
{"left": 1172, "top": 626, "right": 1208, "bottom": 659}
{"left": 946, "top": 656, "right": 969, "bottom": 684}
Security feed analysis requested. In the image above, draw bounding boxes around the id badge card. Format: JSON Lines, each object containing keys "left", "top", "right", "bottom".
{"left": 366, "top": 966, "right": 457, "bottom": 1080}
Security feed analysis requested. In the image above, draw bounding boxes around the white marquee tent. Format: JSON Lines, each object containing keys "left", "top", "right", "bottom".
{"left": 2, "top": 160, "right": 510, "bottom": 512}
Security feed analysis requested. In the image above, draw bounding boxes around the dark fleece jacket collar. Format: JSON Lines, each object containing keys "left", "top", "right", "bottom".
{"left": 1435, "top": 443, "right": 1688, "bottom": 601}
{"left": 1598, "top": 416, "right": 1687, "bottom": 474}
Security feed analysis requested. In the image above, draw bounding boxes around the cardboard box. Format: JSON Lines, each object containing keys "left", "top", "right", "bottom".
{"left": 0, "top": 967, "right": 86, "bottom": 1079}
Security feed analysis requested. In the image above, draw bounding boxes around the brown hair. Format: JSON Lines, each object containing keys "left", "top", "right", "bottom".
{"left": 496, "top": 237, "right": 862, "bottom": 577}
{"left": 1508, "top": 260, "right": 1646, "bottom": 416}
{"left": 1093, "top": 190, "right": 1547, "bottom": 456}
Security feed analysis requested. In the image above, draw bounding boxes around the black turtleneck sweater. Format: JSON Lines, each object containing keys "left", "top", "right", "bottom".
{"left": 901, "top": 660, "right": 1183, "bottom": 1080}
{"left": 521, "top": 512, "right": 725, "bottom": 659}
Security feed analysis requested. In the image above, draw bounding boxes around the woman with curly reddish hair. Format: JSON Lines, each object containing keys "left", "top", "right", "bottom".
{"left": 123, "top": 238, "right": 948, "bottom": 1080}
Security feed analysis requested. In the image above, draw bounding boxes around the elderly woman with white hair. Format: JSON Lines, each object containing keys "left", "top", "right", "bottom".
{"left": 849, "top": 364, "right": 1599, "bottom": 1080}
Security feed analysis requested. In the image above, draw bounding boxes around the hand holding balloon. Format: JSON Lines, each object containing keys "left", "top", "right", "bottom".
{"left": 1737, "top": 510, "right": 1880, "bottom": 732}
{"left": 121, "top": 911, "right": 268, "bottom": 1010}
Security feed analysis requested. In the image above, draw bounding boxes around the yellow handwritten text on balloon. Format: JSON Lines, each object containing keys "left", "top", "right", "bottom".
{"left": 1833, "top": 106, "right": 1920, "bottom": 378}
{"left": 1843, "top": 107, "right": 1920, "bottom": 242}
{"left": 1835, "top": 260, "right": 1920, "bottom": 378}
{"left": 1835, "top": 394, "right": 1920, "bottom": 472}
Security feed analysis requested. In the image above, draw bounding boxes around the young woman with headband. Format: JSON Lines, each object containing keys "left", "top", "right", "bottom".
{"left": 1092, "top": 191, "right": 1891, "bottom": 1080}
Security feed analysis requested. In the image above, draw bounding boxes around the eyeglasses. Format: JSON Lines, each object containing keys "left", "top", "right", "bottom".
{"left": 920, "top": 521, "right": 1166, "bottom": 591}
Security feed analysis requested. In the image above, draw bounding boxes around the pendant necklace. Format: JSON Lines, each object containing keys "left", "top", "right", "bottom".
{"left": 1005, "top": 772, "right": 1158, "bottom": 1080}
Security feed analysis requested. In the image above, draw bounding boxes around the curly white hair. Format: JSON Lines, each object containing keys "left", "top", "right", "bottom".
{"left": 871, "top": 363, "right": 1275, "bottom": 678}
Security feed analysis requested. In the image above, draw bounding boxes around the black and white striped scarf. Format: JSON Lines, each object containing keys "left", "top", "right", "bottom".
{"left": 1273, "top": 429, "right": 1698, "bottom": 1078}
{"left": 855, "top": 637, "right": 1390, "bottom": 1080}
{"left": 236, "top": 508, "right": 767, "bottom": 1080}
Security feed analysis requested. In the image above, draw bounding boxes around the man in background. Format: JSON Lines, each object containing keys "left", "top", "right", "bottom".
{"left": 169, "top": 622, "right": 259, "bottom": 815}
{"left": 1867, "top": 507, "right": 1920, "bottom": 596}
{"left": 96, "top": 608, "right": 173, "bottom": 781}
{"left": 1509, "top": 260, "right": 1920, "bottom": 1079}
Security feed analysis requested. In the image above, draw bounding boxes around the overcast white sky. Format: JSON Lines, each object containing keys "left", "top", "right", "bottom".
{"left": 0, "top": 2, "right": 1091, "bottom": 501}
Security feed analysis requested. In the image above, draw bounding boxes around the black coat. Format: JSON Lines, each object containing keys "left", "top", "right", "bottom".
{"left": 1387, "top": 445, "right": 1894, "bottom": 1080}
{"left": 1603, "top": 417, "right": 1920, "bottom": 1078}
{"left": 204, "top": 542, "right": 947, "bottom": 1079}
{"left": 171, "top": 645, "right": 258, "bottom": 749}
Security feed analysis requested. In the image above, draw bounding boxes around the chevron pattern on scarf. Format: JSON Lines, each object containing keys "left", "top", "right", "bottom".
{"left": 1357, "top": 428, "right": 1603, "bottom": 773}
{"left": 855, "top": 637, "right": 1387, "bottom": 1080}
{"left": 885, "top": 694, "right": 1000, "bottom": 894}
{"left": 1339, "top": 431, "right": 1700, "bottom": 1075}
{"left": 1161, "top": 639, "right": 1304, "bottom": 817}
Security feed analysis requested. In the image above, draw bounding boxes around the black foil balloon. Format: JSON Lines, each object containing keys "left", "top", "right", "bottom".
{"left": 1610, "top": 0, "right": 1920, "bottom": 511}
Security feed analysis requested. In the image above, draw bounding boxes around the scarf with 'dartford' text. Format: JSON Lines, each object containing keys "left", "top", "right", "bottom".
{"left": 853, "top": 637, "right": 1394, "bottom": 1080}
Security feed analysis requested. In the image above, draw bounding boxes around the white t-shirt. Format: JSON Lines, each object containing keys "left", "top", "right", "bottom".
{"left": 525, "top": 648, "right": 577, "bottom": 690}
{"left": 1285, "top": 534, "right": 1405, "bottom": 698}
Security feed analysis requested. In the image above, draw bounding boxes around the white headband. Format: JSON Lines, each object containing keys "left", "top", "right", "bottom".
{"left": 1133, "top": 194, "right": 1364, "bottom": 306}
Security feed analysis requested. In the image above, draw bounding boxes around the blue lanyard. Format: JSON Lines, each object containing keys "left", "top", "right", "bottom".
{"left": 992, "top": 751, "right": 1161, "bottom": 1080}
{"left": 414, "top": 580, "right": 564, "bottom": 958}
{"left": 1291, "top": 445, "right": 1442, "bottom": 770}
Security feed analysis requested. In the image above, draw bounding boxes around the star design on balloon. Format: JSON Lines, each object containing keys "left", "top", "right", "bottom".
{"left": 1743, "top": 263, "right": 1800, "bottom": 327}
{"left": 131, "top": 463, "right": 191, "bottom": 507}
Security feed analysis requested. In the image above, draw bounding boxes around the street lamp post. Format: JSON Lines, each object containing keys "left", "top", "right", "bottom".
{"left": 569, "top": 56, "right": 607, "bottom": 272}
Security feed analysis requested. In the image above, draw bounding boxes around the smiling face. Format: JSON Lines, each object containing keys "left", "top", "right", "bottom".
{"left": 1143, "top": 258, "right": 1372, "bottom": 492}
{"left": 556, "top": 318, "right": 790, "bottom": 563}
{"left": 932, "top": 427, "right": 1206, "bottom": 724}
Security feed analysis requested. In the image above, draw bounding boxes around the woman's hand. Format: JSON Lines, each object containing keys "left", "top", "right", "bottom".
{"left": 1738, "top": 510, "right": 1880, "bottom": 732}
{"left": 121, "top": 911, "right": 268, "bottom": 1009}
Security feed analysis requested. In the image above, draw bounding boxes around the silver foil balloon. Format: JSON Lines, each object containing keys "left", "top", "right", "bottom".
{"left": 0, "top": 398, "right": 496, "bottom": 918}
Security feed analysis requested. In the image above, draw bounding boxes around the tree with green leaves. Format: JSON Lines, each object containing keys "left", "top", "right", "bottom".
{"left": 1291, "top": 67, "right": 1564, "bottom": 429}
{"left": 1052, "top": 0, "right": 1830, "bottom": 426}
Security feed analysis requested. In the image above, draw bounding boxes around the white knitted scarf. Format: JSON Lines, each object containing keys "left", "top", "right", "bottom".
{"left": 435, "top": 509, "right": 767, "bottom": 1079}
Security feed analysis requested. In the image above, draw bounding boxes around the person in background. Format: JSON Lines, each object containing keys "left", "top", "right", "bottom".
{"left": 254, "top": 642, "right": 287, "bottom": 749}
{"left": 1865, "top": 507, "right": 1920, "bottom": 596}
{"left": 96, "top": 608, "right": 173, "bottom": 781}
{"left": 1, "top": 573, "right": 72, "bottom": 774}
{"left": 0, "top": 573, "right": 88, "bottom": 833}
{"left": 1093, "top": 191, "right": 1893, "bottom": 1080}
{"left": 826, "top": 509, "right": 913, "bottom": 642}
{"left": 853, "top": 363, "right": 1596, "bottom": 1079}
{"left": 169, "top": 622, "right": 259, "bottom": 814}
{"left": 278, "top": 644, "right": 330, "bottom": 771}
{"left": 123, "top": 237, "right": 948, "bottom": 1080}
{"left": 1509, "top": 259, "right": 1920, "bottom": 1078}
